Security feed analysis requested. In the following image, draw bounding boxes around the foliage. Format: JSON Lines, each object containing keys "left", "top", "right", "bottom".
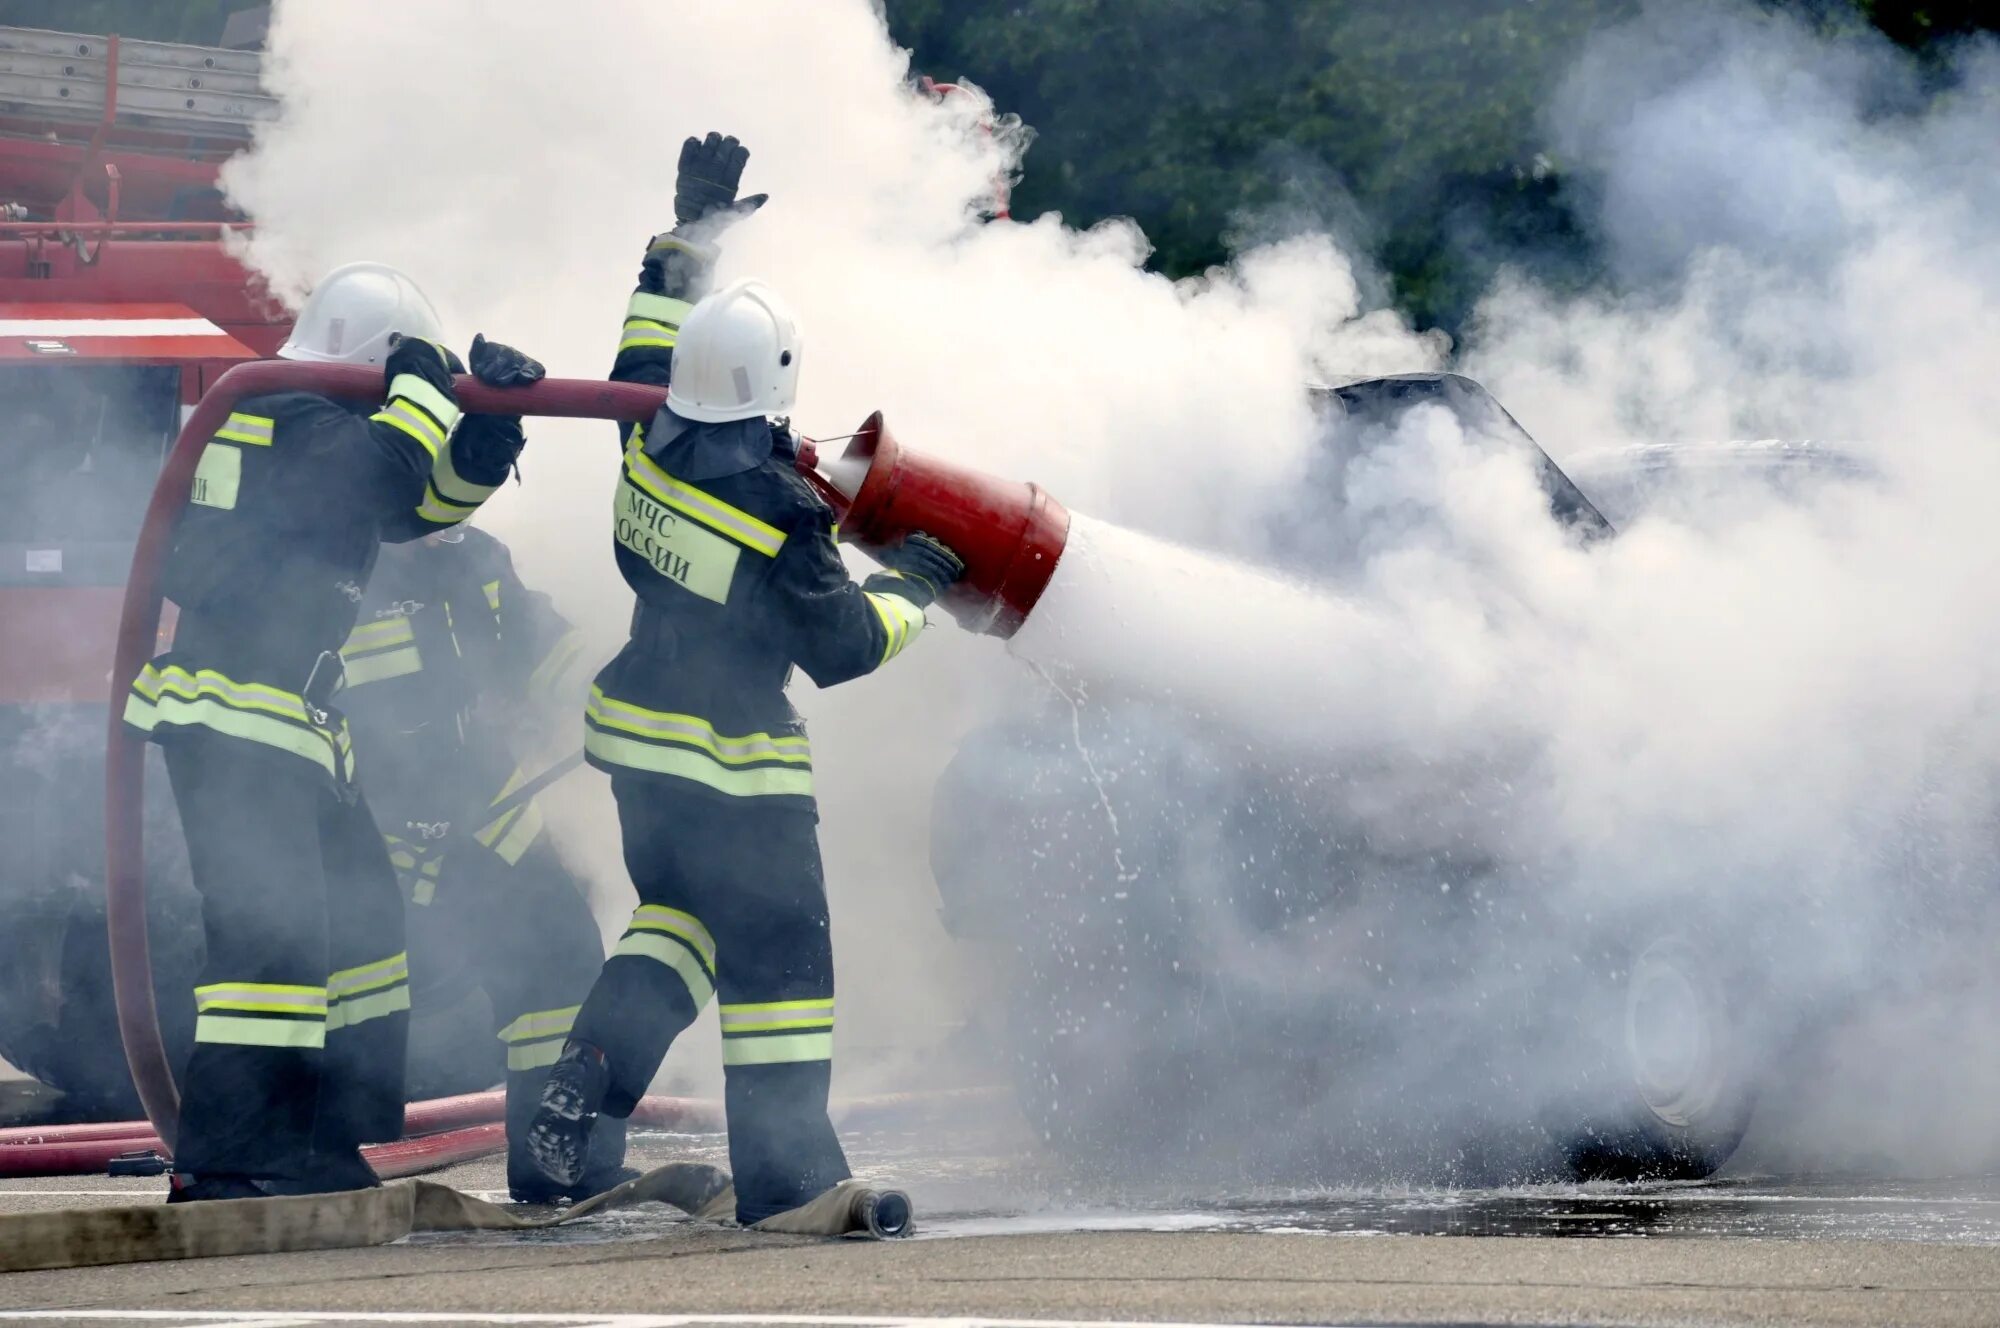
{"left": 0, "top": 0, "right": 249, "bottom": 45}
{"left": 889, "top": 0, "right": 1998, "bottom": 330}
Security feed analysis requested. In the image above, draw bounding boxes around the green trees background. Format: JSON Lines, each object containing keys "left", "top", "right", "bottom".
{"left": 4, "top": 0, "right": 1992, "bottom": 332}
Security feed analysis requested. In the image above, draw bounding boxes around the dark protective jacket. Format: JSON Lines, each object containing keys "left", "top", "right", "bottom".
{"left": 125, "top": 367, "right": 521, "bottom": 790}
{"left": 338, "top": 525, "right": 589, "bottom": 894}
{"left": 584, "top": 278, "right": 928, "bottom": 810}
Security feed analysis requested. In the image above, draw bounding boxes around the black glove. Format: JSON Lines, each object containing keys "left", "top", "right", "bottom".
{"left": 675, "top": 131, "right": 768, "bottom": 228}
{"left": 384, "top": 333, "right": 462, "bottom": 395}
{"left": 452, "top": 413, "right": 525, "bottom": 486}
{"left": 865, "top": 532, "right": 966, "bottom": 608}
{"left": 468, "top": 333, "right": 545, "bottom": 388}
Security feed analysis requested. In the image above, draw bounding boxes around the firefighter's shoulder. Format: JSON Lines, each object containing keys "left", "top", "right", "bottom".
{"left": 216, "top": 390, "right": 359, "bottom": 444}
{"left": 757, "top": 457, "right": 839, "bottom": 534}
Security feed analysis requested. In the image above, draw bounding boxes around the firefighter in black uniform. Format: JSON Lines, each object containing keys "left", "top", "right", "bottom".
{"left": 337, "top": 524, "right": 630, "bottom": 1201}
{"left": 123, "top": 261, "right": 544, "bottom": 1200}
{"left": 524, "top": 134, "right": 964, "bottom": 1222}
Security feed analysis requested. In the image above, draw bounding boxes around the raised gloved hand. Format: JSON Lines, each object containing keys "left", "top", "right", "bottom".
{"left": 675, "top": 131, "right": 768, "bottom": 228}
{"left": 468, "top": 333, "right": 545, "bottom": 388}
{"left": 865, "top": 532, "right": 966, "bottom": 608}
{"left": 384, "top": 333, "right": 463, "bottom": 394}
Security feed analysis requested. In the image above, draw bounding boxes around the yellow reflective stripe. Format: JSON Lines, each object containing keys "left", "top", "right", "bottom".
{"left": 507, "top": 1038, "right": 567, "bottom": 1071}
{"left": 325, "top": 983, "right": 410, "bottom": 1033}
{"left": 619, "top": 322, "right": 679, "bottom": 354}
{"left": 385, "top": 373, "right": 462, "bottom": 434}
{"left": 328, "top": 952, "right": 409, "bottom": 998}
{"left": 125, "top": 689, "right": 348, "bottom": 779}
{"left": 720, "top": 999, "right": 833, "bottom": 1034}
{"left": 865, "top": 590, "right": 926, "bottom": 665}
{"left": 340, "top": 644, "right": 423, "bottom": 687}
{"left": 427, "top": 428, "right": 496, "bottom": 506}
{"left": 372, "top": 401, "right": 445, "bottom": 460}
{"left": 214, "top": 412, "right": 274, "bottom": 446}
{"left": 497, "top": 1006, "right": 580, "bottom": 1044}
{"left": 586, "top": 687, "right": 811, "bottom": 765}
{"left": 473, "top": 763, "right": 536, "bottom": 858}
{"left": 416, "top": 489, "right": 480, "bottom": 526}
{"left": 195, "top": 1013, "right": 326, "bottom": 1049}
{"left": 610, "top": 931, "right": 716, "bottom": 1009}
{"left": 133, "top": 664, "right": 311, "bottom": 722}
{"left": 628, "top": 291, "right": 693, "bottom": 325}
{"left": 586, "top": 729, "right": 815, "bottom": 796}
{"left": 343, "top": 617, "right": 415, "bottom": 651}
{"left": 194, "top": 982, "right": 327, "bottom": 1015}
{"left": 623, "top": 444, "right": 786, "bottom": 556}
{"left": 723, "top": 1015, "right": 836, "bottom": 1033}
{"left": 483, "top": 579, "right": 502, "bottom": 613}
{"left": 722, "top": 1032, "right": 833, "bottom": 1066}
{"left": 527, "top": 631, "right": 586, "bottom": 699}
{"left": 628, "top": 904, "right": 717, "bottom": 972}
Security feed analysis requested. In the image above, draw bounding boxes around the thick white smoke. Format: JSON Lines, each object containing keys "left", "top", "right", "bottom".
{"left": 226, "top": 0, "right": 1435, "bottom": 1099}
{"left": 225, "top": 0, "right": 2000, "bottom": 1175}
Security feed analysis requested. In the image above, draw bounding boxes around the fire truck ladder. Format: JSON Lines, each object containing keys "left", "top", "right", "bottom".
{"left": 0, "top": 25, "right": 273, "bottom": 139}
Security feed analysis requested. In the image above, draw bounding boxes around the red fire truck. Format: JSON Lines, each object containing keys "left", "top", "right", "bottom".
{"left": 0, "top": 22, "right": 291, "bottom": 1109}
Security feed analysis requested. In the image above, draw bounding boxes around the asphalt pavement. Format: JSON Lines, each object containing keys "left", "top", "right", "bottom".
{"left": 8, "top": 1123, "right": 2000, "bottom": 1328}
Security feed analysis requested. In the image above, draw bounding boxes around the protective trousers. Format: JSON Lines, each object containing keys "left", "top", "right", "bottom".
{"left": 569, "top": 780, "right": 849, "bottom": 1224}
{"left": 402, "top": 837, "right": 625, "bottom": 1186}
{"left": 161, "top": 734, "right": 409, "bottom": 1184}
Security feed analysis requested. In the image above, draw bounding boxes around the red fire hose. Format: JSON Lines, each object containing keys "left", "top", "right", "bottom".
{"left": 0, "top": 1095, "right": 728, "bottom": 1180}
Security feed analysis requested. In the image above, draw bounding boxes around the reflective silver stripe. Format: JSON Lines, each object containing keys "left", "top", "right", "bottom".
{"left": 341, "top": 644, "right": 423, "bottom": 687}
{"left": 194, "top": 983, "right": 327, "bottom": 1015}
{"left": 586, "top": 687, "right": 810, "bottom": 765}
{"left": 429, "top": 429, "right": 498, "bottom": 506}
{"left": 132, "top": 663, "right": 313, "bottom": 722}
{"left": 214, "top": 412, "right": 274, "bottom": 446}
{"left": 585, "top": 729, "right": 814, "bottom": 797}
{"left": 343, "top": 617, "right": 415, "bottom": 651}
{"left": 328, "top": 952, "right": 409, "bottom": 999}
{"left": 375, "top": 399, "right": 446, "bottom": 457}
{"left": 385, "top": 373, "right": 462, "bottom": 432}
{"left": 610, "top": 931, "right": 716, "bottom": 1008}
{"left": 627, "top": 904, "right": 717, "bottom": 972}
{"left": 719, "top": 1000, "right": 833, "bottom": 1033}
{"left": 507, "top": 1038, "right": 566, "bottom": 1071}
{"left": 865, "top": 589, "right": 927, "bottom": 665}
{"left": 325, "top": 983, "right": 410, "bottom": 1032}
{"left": 497, "top": 1006, "right": 580, "bottom": 1044}
{"left": 627, "top": 291, "right": 693, "bottom": 325}
{"left": 721, "top": 1031, "right": 833, "bottom": 1066}
{"left": 624, "top": 444, "right": 787, "bottom": 556}
{"left": 125, "top": 681, "right": 351, "bottom": 780}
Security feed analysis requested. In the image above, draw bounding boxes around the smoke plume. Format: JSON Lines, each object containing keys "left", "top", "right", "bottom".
{"left": 223, "top": 0, "right": 2000, "bottom": 1179}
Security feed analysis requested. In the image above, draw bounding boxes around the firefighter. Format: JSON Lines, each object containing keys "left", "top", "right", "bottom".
{"left": 123, "top": 261, "right": 544, "bottom": 1200}
{"left": 337, "top": 524, "right": 631, "bottom": 1201}
{"left": 523, "top": 133, "right": 965, "bottom": 1223}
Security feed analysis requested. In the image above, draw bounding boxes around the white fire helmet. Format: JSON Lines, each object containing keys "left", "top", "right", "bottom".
{"left": 276, "top": 261, "right": 446, "bottom": 367}
{"left": 666, "top": 278, "right": 802, "bottom": 424}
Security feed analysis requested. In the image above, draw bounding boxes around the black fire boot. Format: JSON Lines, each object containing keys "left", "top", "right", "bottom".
{"left": 167, "top": 1173, "right": 274, "bottom": 1203}
{"left": 523, "top": 1039, "right": 612, "bottom": 1191}
{"left": 508, "top": 1061, "right": 637, "bottom": 1203}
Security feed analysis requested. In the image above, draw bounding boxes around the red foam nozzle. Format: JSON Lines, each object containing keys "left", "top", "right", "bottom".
{"left": 828, "top": 412, "right": 1068, "bottom": 639}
